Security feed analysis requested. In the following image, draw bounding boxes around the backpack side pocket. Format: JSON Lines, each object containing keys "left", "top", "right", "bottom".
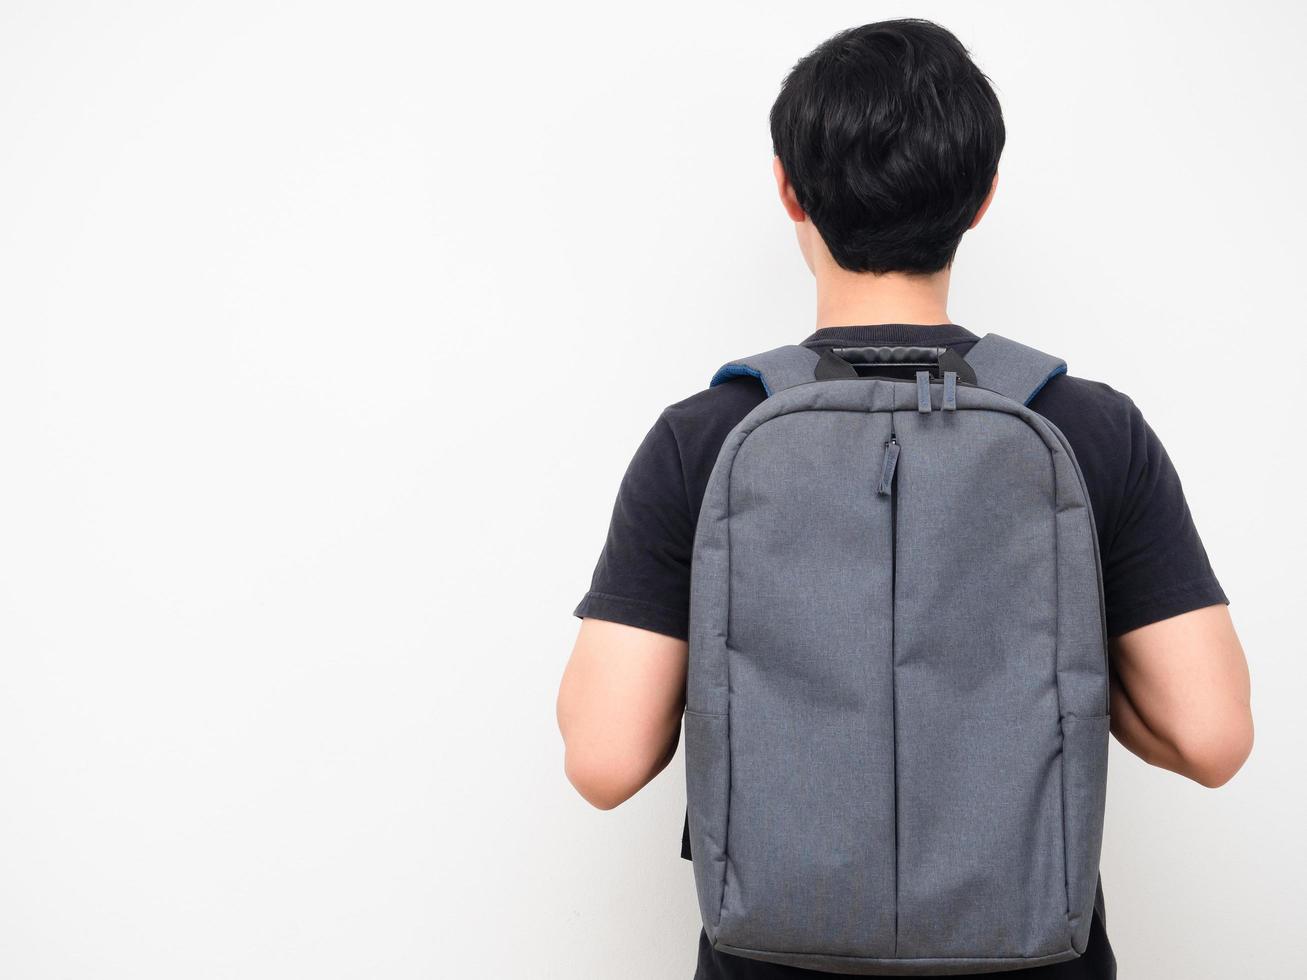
{"left": 684, "top": 709, "right": 730, "bottom": 940}
{"left": 1061, "top": 713, "right": 1110, "bottom": 952}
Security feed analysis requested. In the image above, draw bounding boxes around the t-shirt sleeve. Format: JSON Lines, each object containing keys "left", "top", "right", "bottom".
{"left": 1100, "top": 401, "right": 1228, "bottom": 637}
{"left": 573, "top": 413, "right": 696, "bottom": 640}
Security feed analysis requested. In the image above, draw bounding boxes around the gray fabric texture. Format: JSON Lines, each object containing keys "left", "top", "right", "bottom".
{"left": 964, "top": 334, "right": 1068, "bottom": 406}
{"left": 942, "top": 371, "right": 958, "bottom": 411}
{"left": 915, "top": 371, "right": 932, "bottom": 413}
{"left": 710, "top": 345, "right": 821, "bottom": 396}
{"left": 686, "top": 347, "right": 1109, "bottom": 974}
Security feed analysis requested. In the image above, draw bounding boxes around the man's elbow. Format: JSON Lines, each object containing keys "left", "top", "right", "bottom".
{"left": 1173, "top": 713, "right": 1254, "bottom": 788}
{"left": 563, "top": 750, "right": 647, "bottom": 810}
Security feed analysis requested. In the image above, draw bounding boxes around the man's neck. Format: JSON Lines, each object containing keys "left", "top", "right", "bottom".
{"left": 814, "top": 265, "right": 952, "bottom": 330}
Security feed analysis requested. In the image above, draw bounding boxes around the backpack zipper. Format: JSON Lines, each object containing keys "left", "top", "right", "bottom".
{"left": 881, "top": 429, "right": 902, "bottom": 951}
{"left": 877, "top": 436, "right": 901, "bottom": 496}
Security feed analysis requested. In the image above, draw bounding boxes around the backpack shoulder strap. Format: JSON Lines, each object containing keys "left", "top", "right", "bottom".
{"left": 709, "top": 345, "right": 821, "bottom": 397}
{"left": 964, "top": 333, "right": 1067, "bottom": 406}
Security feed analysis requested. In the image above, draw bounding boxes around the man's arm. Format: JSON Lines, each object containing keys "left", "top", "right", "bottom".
{"left": 557, "top": 619, "right": 687, "bottom": 810}
{"left": 1109, "top": 604, "right": 1253, "bottom": 787}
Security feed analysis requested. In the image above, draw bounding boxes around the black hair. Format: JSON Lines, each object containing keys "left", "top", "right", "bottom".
{"left": 769, "top": 19, "right": 1005, "bottom": 275}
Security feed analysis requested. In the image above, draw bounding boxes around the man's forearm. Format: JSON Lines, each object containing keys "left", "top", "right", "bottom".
{"left": 1109, "top": 669, "right": 1189, "bottom": 776}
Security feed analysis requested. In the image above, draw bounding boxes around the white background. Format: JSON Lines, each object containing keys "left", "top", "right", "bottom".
{"left": 1, "top": 1, "right": 1303, "bottom": 977}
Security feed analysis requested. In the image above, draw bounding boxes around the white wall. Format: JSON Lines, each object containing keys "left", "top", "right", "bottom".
{"left": 1, "top": 1, "right": 1302, "bottom": 977}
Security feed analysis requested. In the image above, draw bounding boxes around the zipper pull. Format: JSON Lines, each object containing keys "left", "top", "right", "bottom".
{"left": 877, "top": 437, "right": 900, "bottom": 496}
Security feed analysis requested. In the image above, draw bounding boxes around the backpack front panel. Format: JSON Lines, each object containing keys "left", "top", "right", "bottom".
{"left": 686, "top": 379, "right": 1107, "bottom": 973}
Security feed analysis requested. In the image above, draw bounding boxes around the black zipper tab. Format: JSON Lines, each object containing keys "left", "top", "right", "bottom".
{"left": 877, "top": 437, "right": 900, "bottom": 496}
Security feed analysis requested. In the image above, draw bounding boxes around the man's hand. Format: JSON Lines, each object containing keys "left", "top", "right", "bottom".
{"left": 1109, "top": 604, "right": 1253, "bottom": 787}
{"left": 556, "top": 619, "right": 688, "bottom": 810}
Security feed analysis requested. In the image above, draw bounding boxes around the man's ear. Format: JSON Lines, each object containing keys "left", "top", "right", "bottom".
{"left": 773, "top": 156, "right": 806, "bottom": 223}
{"left": 969, "top": 171, "right": 999, "bottom": 229}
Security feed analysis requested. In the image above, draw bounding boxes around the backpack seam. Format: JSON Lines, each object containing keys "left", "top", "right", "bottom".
{"left": 714, "top": 425, "right": 741, "bottom": 936}
{"left": 1052, "top": 448, "right": 1075, "bottom": 952}
{"left": 714, "top": 941, "right": 1078, "bottom": 963}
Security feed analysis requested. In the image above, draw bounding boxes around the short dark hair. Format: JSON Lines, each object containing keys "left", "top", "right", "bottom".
{"left": 769, "top": 20, "right": 1005, "bottom": 275}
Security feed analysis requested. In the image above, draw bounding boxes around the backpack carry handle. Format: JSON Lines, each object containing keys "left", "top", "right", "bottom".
{"left": 830, "top": 345, "right": 946, "bottom": 366}
{"left": 710, "top": 345, "right": 976, "bottom": 397}
{"left": 710, "top": 334, "right": 1065, "bottom": 406}
{"left": 826, "top": 346, "right": 977, "bottom": 384}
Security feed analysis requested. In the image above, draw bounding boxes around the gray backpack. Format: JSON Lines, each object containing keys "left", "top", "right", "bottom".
{"left": 684, "top": 335, "right": 1109, "bottom": 975}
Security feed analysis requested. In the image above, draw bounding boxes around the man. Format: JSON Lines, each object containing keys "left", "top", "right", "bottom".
{"left": 557, "top": 19, "right": 1252, "bottom": 979}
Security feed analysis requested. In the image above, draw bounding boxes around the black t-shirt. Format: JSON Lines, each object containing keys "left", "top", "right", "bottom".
{"left": 575, "top": 324, "right": 1228, "bottom": 980}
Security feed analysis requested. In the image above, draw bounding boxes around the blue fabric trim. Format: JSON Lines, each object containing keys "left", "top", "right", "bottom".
{"left": 1024, "top": 363, "right": 1067, "bottom": 405}
{"left": 710, "top": 364, "right": 772, "bottom": 397}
